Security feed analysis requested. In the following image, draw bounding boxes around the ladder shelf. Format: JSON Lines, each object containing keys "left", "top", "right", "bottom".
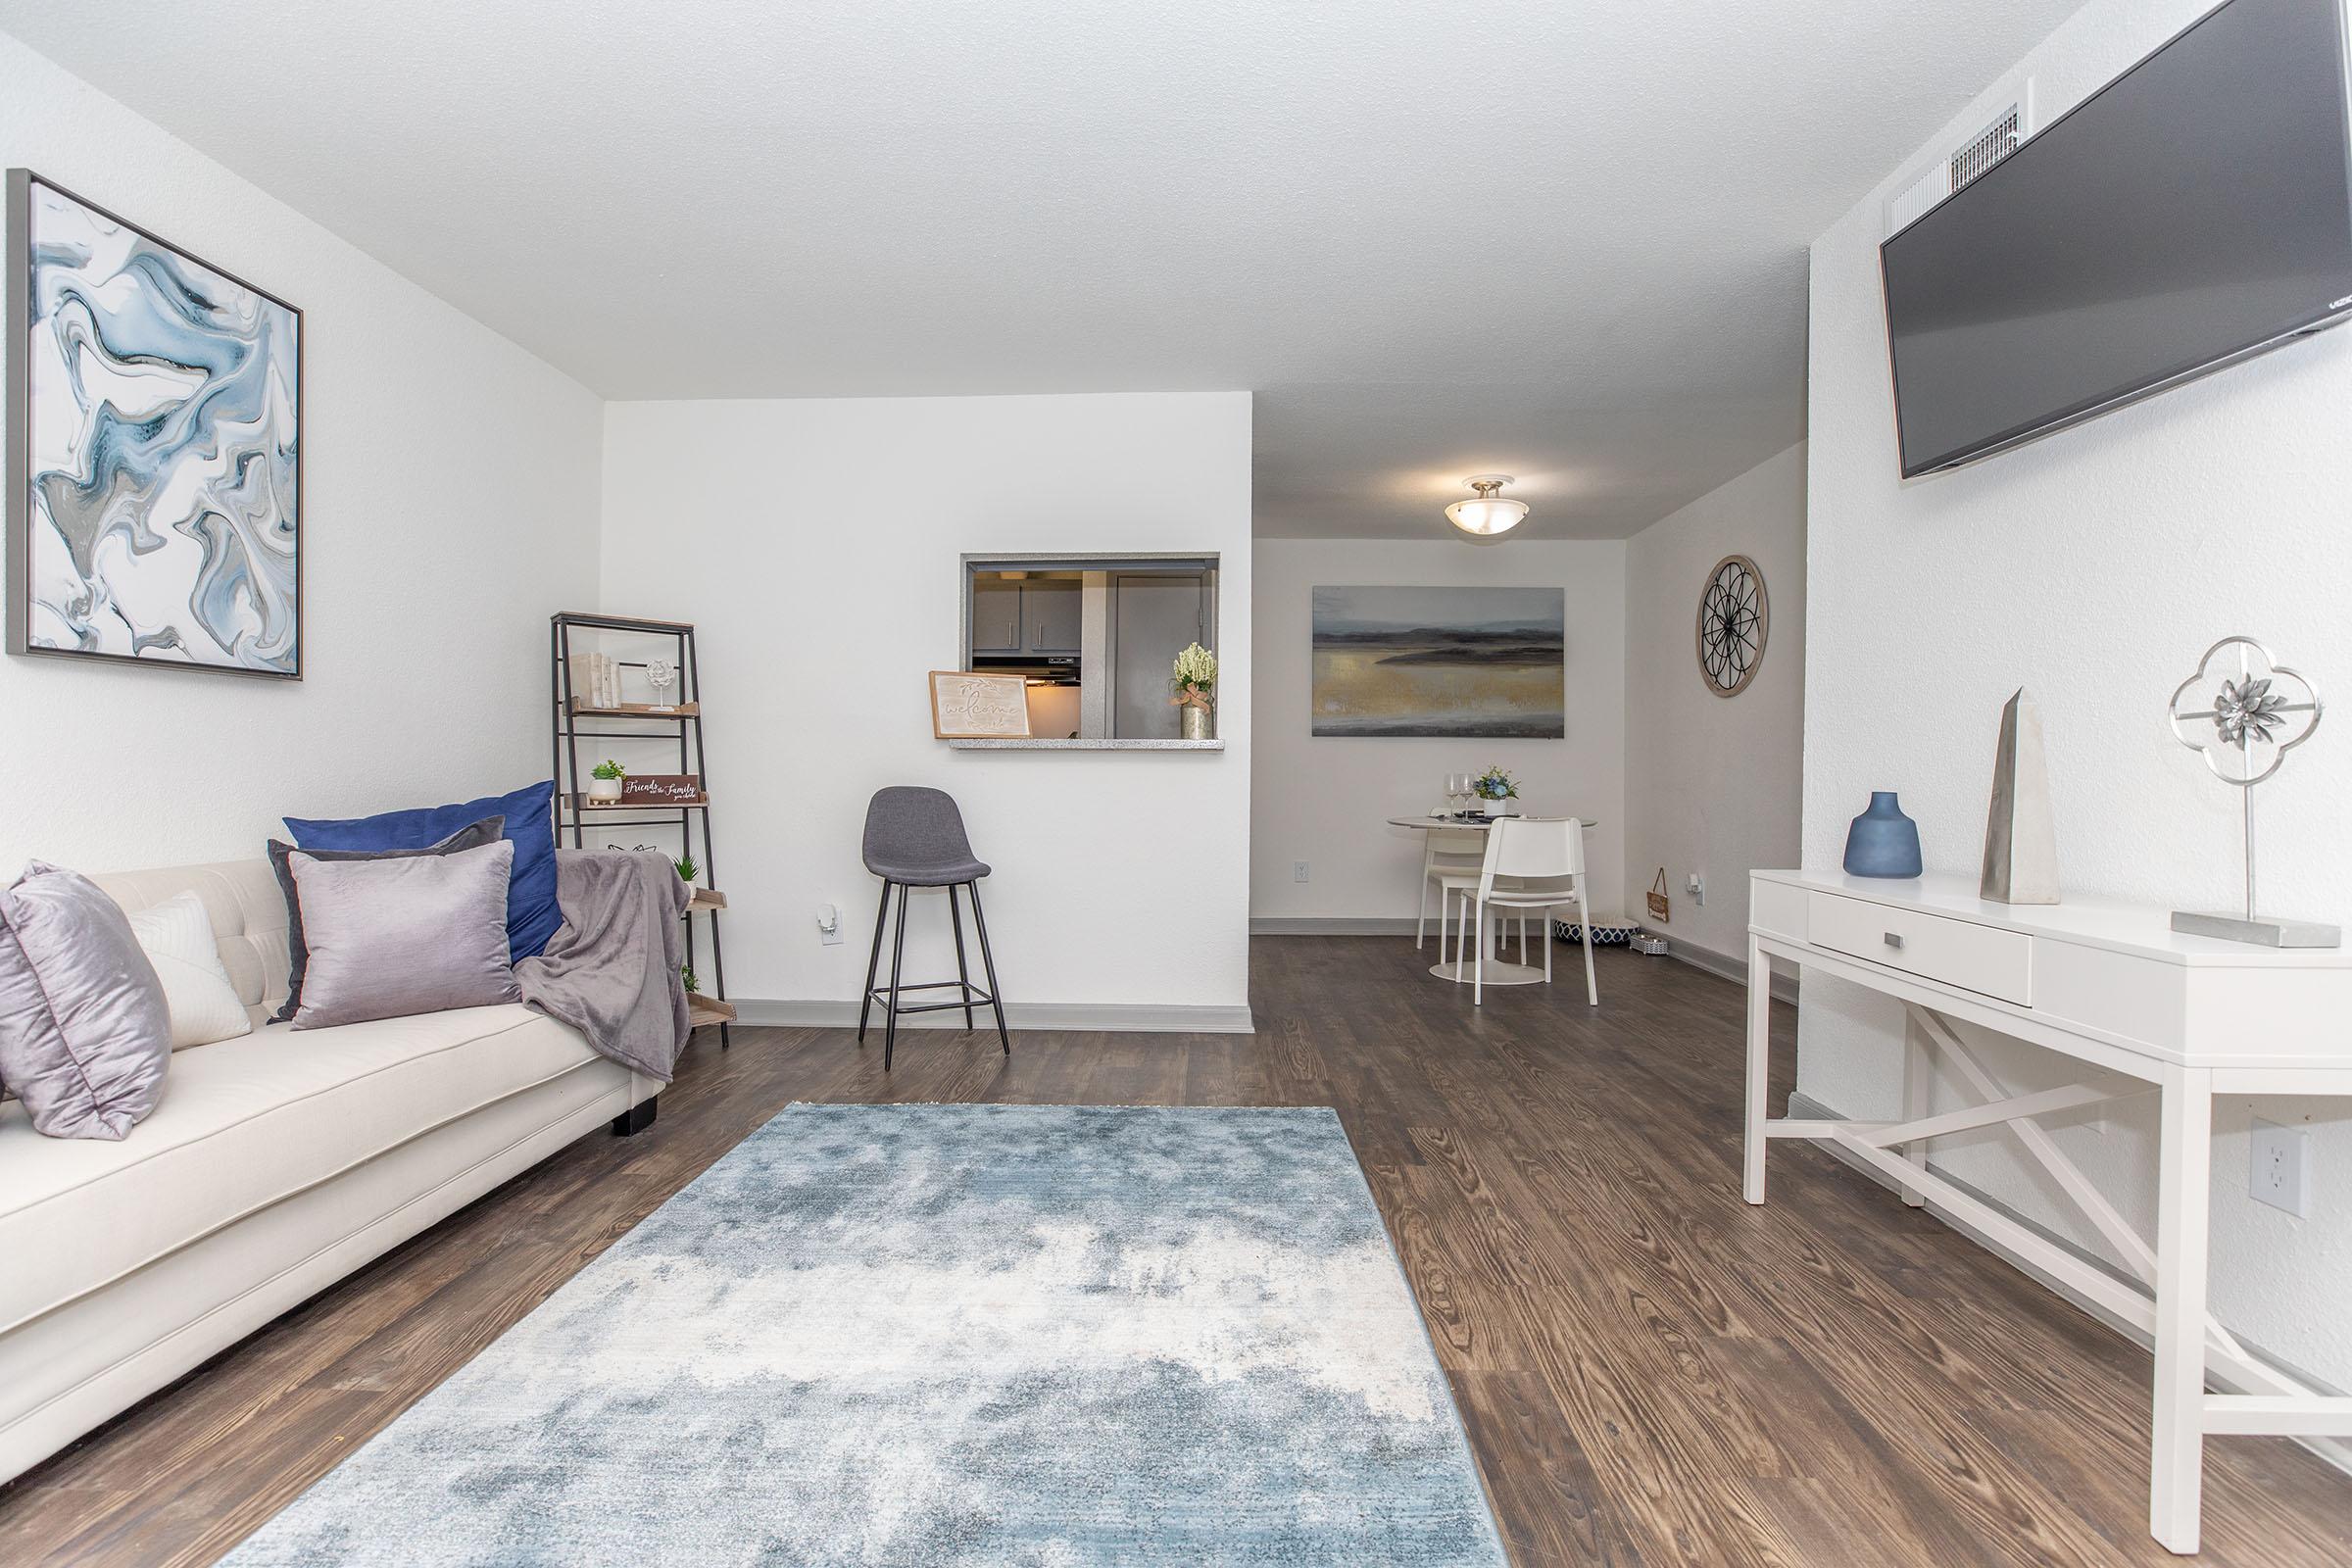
{"left": 550, "top": 611, "right": 731, "bottom": 1048}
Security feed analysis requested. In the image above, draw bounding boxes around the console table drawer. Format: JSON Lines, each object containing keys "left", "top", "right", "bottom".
{"left": 1806, "top": 892, "right": 2033, "bottom": 1005}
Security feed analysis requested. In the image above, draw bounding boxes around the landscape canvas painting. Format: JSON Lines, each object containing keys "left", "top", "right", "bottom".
{"left": 1311, "top": 585, "right": 1564, "bottom": 737}
{"left": 7, "top": 172, "right": 302, "bottom": 677}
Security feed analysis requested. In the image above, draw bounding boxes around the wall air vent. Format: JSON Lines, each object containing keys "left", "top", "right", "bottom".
{"left": 1886, "top": 81, "right": 2034, "bottom": 237}
{"left": 1949, "top": 106, "right": 2023, "bottom": 190}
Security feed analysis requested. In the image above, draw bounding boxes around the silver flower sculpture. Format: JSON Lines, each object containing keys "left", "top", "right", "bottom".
{"left": 2213, "top": 676, "right": 2287, "bottom": 745}
{"left": 2168, "top": 637, "right": 2321, "bottom": 787}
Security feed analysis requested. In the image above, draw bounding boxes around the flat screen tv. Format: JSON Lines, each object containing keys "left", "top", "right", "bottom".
{"left": 1881, "top": 0, "right": 2352, "bottom": 477}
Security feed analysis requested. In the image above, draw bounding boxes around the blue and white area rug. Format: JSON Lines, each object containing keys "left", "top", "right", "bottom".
{"left": 227, "top": 1104, "right": 1506, "bottom": 1566}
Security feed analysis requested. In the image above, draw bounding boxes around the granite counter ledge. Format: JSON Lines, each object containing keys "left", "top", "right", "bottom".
{"left": 943, "top": 738, "right": 1225, "bottom": 750}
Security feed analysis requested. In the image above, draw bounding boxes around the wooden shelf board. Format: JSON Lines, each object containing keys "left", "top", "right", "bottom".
{"left": 685, "top": 888, "right": 728, "bottom": 912}
{"left": 553, "top": 610, "right": 696, "bottom": 633}
{"left": 687, "top": 995, "right": 737, "bottom": 1027}
{"left": 569, "top": 702, "right": 700, "bottom": 718}
{"left": 571, "top": 795, "right": 710, "bottom": 810}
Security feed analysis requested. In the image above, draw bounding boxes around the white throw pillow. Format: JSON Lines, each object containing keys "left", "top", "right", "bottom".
{"left": 126, "top": 890, "right": 255, "bottom": 1050}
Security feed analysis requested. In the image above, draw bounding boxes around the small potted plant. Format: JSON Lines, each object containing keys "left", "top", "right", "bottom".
{"left": 674, "top": 854, "right": 699, "bottom": 885}
{"left": 1170, "top": 642, "right": 1218, "bottom": 741}
{"left": 1471, "top": 764, "right": 1520, "bottom": 816}
{"left": 587, "top": 759, "right": 626, "bottom": 803}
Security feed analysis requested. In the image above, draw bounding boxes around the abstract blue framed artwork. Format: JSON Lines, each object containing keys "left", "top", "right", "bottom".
{"left": 6, "top": 172, "right": 302, "bottom": 678}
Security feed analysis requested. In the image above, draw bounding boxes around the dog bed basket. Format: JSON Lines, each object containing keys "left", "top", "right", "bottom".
{"left": 1553, "top": 913, "right": 1640, "bottom": 947}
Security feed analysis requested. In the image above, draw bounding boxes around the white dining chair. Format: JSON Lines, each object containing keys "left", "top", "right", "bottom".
{"left": 1418, "top": 827, "right": 1485, "bottom": 951}
{"left": 1439, "top": 892, "right": 1534, "bottom": 971}
{"left": 1427, "top": 834, "right": 1533, "bottom": 969}
{"left": 1440, "top": 816, "right": 1597, "bottom": 1006}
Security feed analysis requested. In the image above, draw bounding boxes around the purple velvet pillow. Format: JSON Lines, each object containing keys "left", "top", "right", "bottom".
{"left": 0, "top": 861, "right": 172, "bottom": 1139}
{"left": 285, "top": 841, "right": 524, "bottom": 1030}
{"left": 266, "top": 815, "right": 505, "bottom": 1024}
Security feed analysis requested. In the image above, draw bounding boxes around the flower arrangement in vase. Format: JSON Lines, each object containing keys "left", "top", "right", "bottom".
{"left": 587, "top": 759, "right": 626, "bottom": 803}
{"left": 1471, "top": 765, "right": 1520, "bottom": 815}
{"left": 1170, "top": 642, "right": 1218, "bottom": 740}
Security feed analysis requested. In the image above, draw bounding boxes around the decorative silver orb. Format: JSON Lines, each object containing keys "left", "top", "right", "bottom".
{"left": 645, "top": 657, "right": 678, "bottom": 710}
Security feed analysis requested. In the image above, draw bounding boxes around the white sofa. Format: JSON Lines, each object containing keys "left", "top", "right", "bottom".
{"left": 0, "top": 858, "right": 660, "bottom": 1485}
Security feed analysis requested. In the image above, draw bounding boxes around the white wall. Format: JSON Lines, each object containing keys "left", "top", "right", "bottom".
{"left": 0, "top": 34, "right": 604, "bottom": 869}
{"left": 1803, "top": 0, "right": 2352, "bottom": 1389}
{"left": 599, "top": 392, "right": 1252, "bottom": 1019}
{"left": 1250, "top": 539, "right": 1627, "bottom": 925}
{"left": 1624, "top": 443, "right": 1806, "bottom": 968}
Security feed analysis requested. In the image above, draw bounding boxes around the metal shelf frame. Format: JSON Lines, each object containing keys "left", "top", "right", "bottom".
{"left": 550, "top": 611, "right": 730, "bottom": 1047}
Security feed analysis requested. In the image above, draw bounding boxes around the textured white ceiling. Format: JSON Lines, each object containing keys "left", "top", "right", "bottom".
{"left": 0, "top": 0, "right": 2079, "bottom": 538}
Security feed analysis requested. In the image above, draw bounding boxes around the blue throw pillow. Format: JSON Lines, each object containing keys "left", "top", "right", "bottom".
{"left": 285, "top": 780, "right": 562, "bottom": 959}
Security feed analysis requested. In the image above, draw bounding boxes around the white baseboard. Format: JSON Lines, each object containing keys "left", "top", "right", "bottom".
{"left": 1249, "top": 916, "right": 1419, "bottom": 936}
{"left": 730, "top": 999, "right": 1256, "bottom": 1035}
{"left": 1788, "top": 1089, "right": 2352, "bottom": 1479}
{"left": 1659, "top": 934, "right": 1799, "bottom": 1005}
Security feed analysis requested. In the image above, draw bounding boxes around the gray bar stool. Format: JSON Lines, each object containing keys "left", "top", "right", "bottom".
{"left": 858, "top": 786, "right": 1010, "bottom": 1070}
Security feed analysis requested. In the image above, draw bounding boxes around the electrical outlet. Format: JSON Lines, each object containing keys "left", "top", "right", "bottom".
{"left": 815, "top": 903, "right": 844, "bottom": 946}
{"left": 1294, "top": 860, "right": 1310, "bottom": 884}
{"left": 1687, "top": 873, "right": 1706, "bottom": 906}
{"left": 2250, "top": 1117, "right": 2311, "bottom": 1217}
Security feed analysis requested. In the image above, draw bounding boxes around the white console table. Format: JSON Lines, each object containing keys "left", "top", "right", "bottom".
{"left": 1744, "top": 868, "right": 2352, "bottom": 1555}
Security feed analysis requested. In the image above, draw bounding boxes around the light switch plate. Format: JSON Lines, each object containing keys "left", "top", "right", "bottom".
{"left": 2251, "top": 1117, "right": 2311, "bottom": 1217}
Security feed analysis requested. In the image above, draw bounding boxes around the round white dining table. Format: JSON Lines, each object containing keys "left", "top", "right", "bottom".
{"left": 1386, "top": 815, "right": 1599, "bottom": 986}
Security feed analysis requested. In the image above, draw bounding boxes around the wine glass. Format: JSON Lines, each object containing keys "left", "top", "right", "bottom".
{"left": 1446, "top": 772, "right": 1469, "bottom": 816}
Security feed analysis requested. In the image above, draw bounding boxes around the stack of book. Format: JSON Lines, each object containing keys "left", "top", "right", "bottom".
{"left": 567, "top": 652, "right": 624, "bottom": 709}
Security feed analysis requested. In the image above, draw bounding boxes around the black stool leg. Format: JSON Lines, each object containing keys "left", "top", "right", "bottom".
{"left": 857, "top": 880, "right": 891, "bottom": 1043}
{"left": 948, "top": 883, "right": 976, "bottom": 1030}
{"left": 965, "top": 879, "right": 1009, "bottom": 1054}
{"left": 883, "top": 881, "right": 910, "bottom": 1071}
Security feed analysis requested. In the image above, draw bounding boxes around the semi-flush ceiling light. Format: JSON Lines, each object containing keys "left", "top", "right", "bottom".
{"left": 1446, "top": 474, "right": 1527, "bottom": 537}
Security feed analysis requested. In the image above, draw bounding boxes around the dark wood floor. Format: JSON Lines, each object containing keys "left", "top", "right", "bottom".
{"left": 3, "top": 938, "right": 2347, "bottom": 1566}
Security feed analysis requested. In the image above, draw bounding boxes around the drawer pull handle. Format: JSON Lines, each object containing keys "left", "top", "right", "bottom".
{"left": 1883, "top": 932, "right": 1906, "bottom": 951}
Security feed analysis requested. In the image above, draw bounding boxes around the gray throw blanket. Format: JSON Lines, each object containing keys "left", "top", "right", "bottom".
{"left": 514, "top": 850, "right": 692, "bottom": 1082}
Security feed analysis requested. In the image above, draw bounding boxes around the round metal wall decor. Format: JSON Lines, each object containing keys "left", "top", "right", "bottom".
{"left": 1696, "top": 554, "right": 1768, "bottom": 697}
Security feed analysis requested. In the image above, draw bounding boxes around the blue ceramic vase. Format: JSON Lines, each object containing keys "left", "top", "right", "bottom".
{"left": 1843, "top": 791, "right": 1923, "bottom": 878}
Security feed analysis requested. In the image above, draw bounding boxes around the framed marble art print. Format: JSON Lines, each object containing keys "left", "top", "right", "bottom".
{"left": 7, "top": 171, "right": 302, "bottom": 678}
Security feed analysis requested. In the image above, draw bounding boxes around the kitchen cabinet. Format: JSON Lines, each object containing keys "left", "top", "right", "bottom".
{"left": 970, "top": 579, "right": 1024, "bottom": 654}
{"left": 968, "top": 576, "right": 1080, "bottom": 658}
{"left": 1025, "top": 578, "right": 1081, "bottom": 654}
